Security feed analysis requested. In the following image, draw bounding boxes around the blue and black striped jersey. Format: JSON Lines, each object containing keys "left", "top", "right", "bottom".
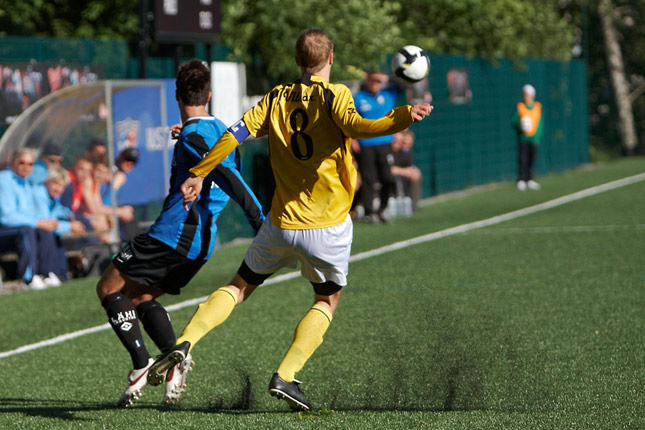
{"left": 148, "top": 116, "right": 264, "bottom": 260}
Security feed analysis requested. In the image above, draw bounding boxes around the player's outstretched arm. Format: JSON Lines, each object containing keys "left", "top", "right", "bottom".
{"left": 181, "top": 174, "right": 205, "bottom": 210}
{"left": 411, "top": 103, "right": 433, "bottom": 122}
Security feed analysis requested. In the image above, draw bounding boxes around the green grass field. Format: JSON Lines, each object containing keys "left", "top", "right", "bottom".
{"left": 1, "top": 158, "right": 643, "bottom": 429}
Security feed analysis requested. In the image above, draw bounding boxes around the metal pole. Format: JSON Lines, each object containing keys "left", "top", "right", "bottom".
{"left": 205, "top": 43, "right": 212, "bottom": 113}
{"left": 138, "top": 0, "right": 148, "bottom": 79}
{"left": 160, "top": 81, "right": 170, "bottom": 193}
{"left": 104, "top": 81, "right": 120, "bottom": 251}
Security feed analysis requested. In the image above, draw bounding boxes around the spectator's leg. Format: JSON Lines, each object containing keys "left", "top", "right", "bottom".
{"left": 375, "top": 144, "right": 394, "bottom": 214}
{"left": 52, "top": 234, "right": 68, "bottom": 280}
{"left": 35, "top": 229, "right": 59, "bottom": 277}
{"left": 409, "top": 176, "right": 422, "bottom": 212}
{"left": 14, "top": 227, "right": 38, "bottom": 282}
{"left": 357, "top": 146, "right": 378, "bottom": 216}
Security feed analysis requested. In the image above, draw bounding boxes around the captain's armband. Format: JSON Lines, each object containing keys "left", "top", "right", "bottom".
{"left": 228, "top": 120, "right": 250, "bottom": 143}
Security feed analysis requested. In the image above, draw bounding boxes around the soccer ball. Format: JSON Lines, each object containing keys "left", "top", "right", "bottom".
{"left": 391, "top": 45, "right": 430, "bottom": 83}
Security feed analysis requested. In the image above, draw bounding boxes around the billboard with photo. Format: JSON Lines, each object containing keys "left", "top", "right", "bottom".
{"left": 0, "top": 62, "right": 102, "bottom": 126}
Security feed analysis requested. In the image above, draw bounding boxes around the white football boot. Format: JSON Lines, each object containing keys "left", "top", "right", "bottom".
{"left": 163, "top": 353, "right": 193, "bottom": 405}
{"left": 116, "top": 358, "right": 155, "bottom": 407}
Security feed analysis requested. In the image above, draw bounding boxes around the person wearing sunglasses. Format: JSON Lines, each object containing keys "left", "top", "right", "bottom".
{"left": 0, "top": 147, "right": 67, "bottom": 289}
{"left": 31, "top": 141, "right": 64, "bottom": 185}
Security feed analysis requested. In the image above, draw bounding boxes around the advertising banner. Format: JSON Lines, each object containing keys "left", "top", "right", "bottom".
{"left": 111, "top": 80, "right": 180, "bottom": 206}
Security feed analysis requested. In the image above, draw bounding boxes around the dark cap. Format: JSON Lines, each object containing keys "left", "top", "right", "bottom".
{"left": 41, "top": 141, "right": 62, "bottom": 157}
{"left": 119, "top": 147, "right": 139, "bottom": 163}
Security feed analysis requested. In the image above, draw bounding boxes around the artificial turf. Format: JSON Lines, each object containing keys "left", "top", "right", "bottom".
{"left": 1, "top": 157, "right": 643, "bottom": 429}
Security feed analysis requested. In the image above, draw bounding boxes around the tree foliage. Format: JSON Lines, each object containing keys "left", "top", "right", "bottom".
{"left": 0, "top": 0, "right": 578, "bottom": 80}
{"left": 395, "top": 0, "right": 577, "bottom": 62}
{"left": 0, "top": 0, "right": 139, "bottom": 39}
{"left": 5, "top": 0, "right": 640, "bottom": 154}
{"left": 219, "top": 0, "right": 578, "bottom": 83}
{"left": 220, "top": 0, "right": 403, "bottom": 83}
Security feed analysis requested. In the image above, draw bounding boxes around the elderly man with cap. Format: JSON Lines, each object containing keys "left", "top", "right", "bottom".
{"left": 513, "top": 84, "right": 543, "bottom": 191}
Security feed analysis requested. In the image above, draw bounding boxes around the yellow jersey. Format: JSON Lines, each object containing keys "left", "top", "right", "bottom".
{"left": 190, "top": 74, "right": 414, "bottom": 229}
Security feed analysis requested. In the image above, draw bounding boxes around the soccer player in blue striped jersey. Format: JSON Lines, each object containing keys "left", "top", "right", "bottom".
{"left": 147, "top": 30, "right": 433, "bottom": 411}
{"left": 96, "top": 60, "right": 264, "bottom": 407}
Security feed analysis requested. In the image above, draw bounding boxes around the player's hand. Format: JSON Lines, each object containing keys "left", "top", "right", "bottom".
{"left": 170, "top": 123, "right": 183, "bottom": 139}
{"left": 411, "top": 103, "right": 433, "bottom": 122}
{"left": 181, "top": 174, "right": 204, "bottom": 210}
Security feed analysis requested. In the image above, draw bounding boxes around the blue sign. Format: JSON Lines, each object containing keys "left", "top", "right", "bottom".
{"left": 111, "top": 80, "right": 180, "bottom": 206}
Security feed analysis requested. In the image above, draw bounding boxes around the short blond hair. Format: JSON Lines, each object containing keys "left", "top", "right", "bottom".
{"left": 45, "top": 165, "right": 69, "bottom": 185}
{"left": 295, "top": 29, "right": 333, "bottom": 74}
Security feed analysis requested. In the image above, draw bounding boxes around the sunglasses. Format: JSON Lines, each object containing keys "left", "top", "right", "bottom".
{"left": 47, "top": 156, "right": 62, "bottom": 164}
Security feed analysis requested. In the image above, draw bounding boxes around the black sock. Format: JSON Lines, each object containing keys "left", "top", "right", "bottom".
{"left": 101, "top": 292, "right": 150, "bottom": 369}
{"left": 136, "top": 300, "right": 176, "bottom": 353}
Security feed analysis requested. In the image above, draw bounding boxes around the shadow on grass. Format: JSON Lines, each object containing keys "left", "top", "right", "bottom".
{"left": 0, "top": 398, "right": 117, "bottom": 421}
{"left": 0, "top": 396, "right": 533, "bottom": 421}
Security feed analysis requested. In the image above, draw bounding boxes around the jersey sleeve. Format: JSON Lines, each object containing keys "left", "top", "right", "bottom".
{"left": 331, "top": 85, "right": 413, "bottom": 139}
{"left": 208, "top": 164, "right": 265, "bottom": 232}
{"left": 0, "top": 178, "right": 38, "bottom": 228}
{"left": 189, "top": 94, "right": 272, "bottom": 178}
{"left": 184, "top": 132, "right": 211, "bottom": 162}
{"left": 189, "top": 131, "right": 240, "bottom": 178}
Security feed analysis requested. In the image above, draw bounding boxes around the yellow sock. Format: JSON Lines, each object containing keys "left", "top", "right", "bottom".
{"left": 177, "top": 287, "right": 237, "bottom": 351}
{"left": 277, "top": 304, "right": 332, "bottom": 382}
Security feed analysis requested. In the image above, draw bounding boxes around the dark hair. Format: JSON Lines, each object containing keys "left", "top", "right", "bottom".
{"left": 87, "top": 139, "right": 106, "bottom": 151}
{"left": 119, "top": 147, "right": 139, "bottom": 164}
{"left": 176, "top": 60, "right": 211, "bottom": 106}
{"left": 93, "top": 154, "right": 109, "bottom": 167}
{"left": 41, "top": 141, "right": 62, "bottom": 157}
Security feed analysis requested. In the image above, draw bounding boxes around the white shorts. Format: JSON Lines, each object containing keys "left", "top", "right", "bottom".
{"left": 243, "top": 214, "right": 353, "bottom": 286}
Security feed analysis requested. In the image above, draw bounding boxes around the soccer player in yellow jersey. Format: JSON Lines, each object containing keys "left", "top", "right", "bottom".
{"left": 147, "top": 28, "right": 433, "bottom": 411}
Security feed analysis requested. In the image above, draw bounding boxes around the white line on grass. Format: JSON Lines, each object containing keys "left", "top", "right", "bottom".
{"left": 467, "top": 224, "right": 645, "bottom": 235}
{"left": 1, "top": 172, "right": 644, "bottom": 360}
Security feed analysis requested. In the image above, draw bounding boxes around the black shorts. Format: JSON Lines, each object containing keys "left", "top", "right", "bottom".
{"left": 112, "top": 233, "right": 207, "bottom": 295}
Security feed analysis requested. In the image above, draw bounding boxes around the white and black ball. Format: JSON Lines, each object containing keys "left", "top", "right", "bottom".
{"left": 391, "top": 45, "right": 430, "bottom": 83}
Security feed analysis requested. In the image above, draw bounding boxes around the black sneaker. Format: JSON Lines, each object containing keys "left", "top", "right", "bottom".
{"left": 268, "top": 373, "right": 312, "bottom": 411}
{"left": 147, "top": 341, "right": 190, "bottom": 387}
{"left": 378, "top": 211, "right": 391, "bottom": 224}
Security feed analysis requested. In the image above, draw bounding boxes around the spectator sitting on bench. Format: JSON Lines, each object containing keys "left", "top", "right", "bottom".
{"left": 81, "top": 155, "right": 134, "bottom": 244}
{"left": 101, "top": 148, "right": 140, "bottom": 242}
{"left": 32, "top": 165, "right": 87, "bottom": 282}
{"left": 0, "top": 148, "right": 67, "bottom": 289}
{"left": 31, "top": 141, "right": 63, "bottom": 185}
{"left": 389, "top": 129, "right": 422, "bottom": 213}
{"left": 85, "top": 139, "right": 108, "bottom": 163}
{"left": 35, "top": 165, "right": 87, "bottom": 237}
{"left": 61, "top": 155, "right": 95, "bottom": 233}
